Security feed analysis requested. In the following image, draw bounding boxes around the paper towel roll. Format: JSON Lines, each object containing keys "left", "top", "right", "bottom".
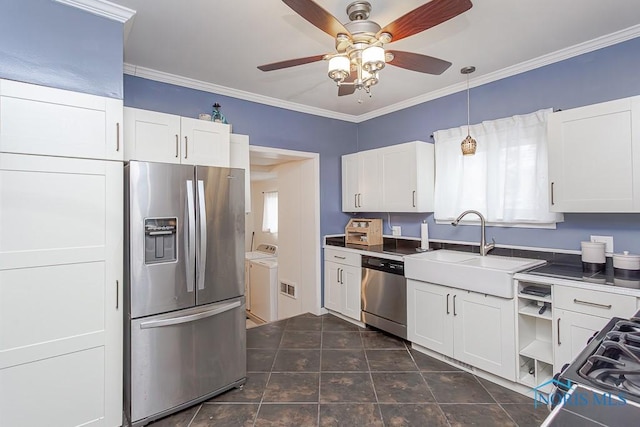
{"left": 420, "top": 221, "right": 429, "bottom": 250}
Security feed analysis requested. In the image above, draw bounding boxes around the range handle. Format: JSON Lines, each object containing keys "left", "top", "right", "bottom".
{"left": 196, "top": 180, "right": 207, "bottom": 290}
{"left": 139, "top": 300, "right": 241, "bottom": 329}
{"left": 185, "top": 180, "right": 196, "bottom": 292}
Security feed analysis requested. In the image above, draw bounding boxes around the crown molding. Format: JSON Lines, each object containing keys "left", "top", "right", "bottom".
{"left": 54, "top": 0, "right": 135, "bottom": 23}
{"left": 125, "top": 24, "right": 640, "bottom": 124}
{"left": 357, "top": 24, "right": 640, "bottom": 122}
{"left": 124, "top": 65, "right": 359, "bottom": 123}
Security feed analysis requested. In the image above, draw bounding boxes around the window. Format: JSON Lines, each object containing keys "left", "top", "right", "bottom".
{"left": 262, "top": 191, "right": 278, "bottom": 233}
{"left": 433, "top": 108, "right": 563, "bottom": 227}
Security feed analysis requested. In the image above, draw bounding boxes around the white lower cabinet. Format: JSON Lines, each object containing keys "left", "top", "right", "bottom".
{"left": 324, "top": 248, "right": 362, "bottom": 321}
{"left": 0, "top": 154, "right": 123, "bottom": 427}
{"left": 553, "top": 285, "right": 637, "bottom": 371}
{"left": 408, "top": 280, "right": 516, "bottom": 381}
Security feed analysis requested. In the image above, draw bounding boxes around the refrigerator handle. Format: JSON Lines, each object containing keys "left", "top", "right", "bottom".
{"left": 185, "top": 180, "right": 196, "bottom": 292}
{"left": 139, "top": 300, "right": 241, "bottom": 329}
{"left": 196, "top": 180, "right": 207, "bottom": 291}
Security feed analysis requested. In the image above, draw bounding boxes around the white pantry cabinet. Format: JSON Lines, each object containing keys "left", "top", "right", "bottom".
{"left": 230, "top": 133, "right": 251, "bottom": 213}
{"left": 408, "top": 279, "right": 516, "bottom": 381}
{"left": 0, "top": 154, "right": 123, "bottom": 427}
{"left": 124, "top": 107, "right": 230, "bottom": 167}
{"left": 324, "top": 248, "right": 362, "bottom": 321}
{"left": 342, "top": 141, "right": 434, "bottom": 213}
{"left": 0, "top": 78, "right": 123, "bottom": 160}
{"left": 547, "top": 95, "right": 640, "bottom": 212}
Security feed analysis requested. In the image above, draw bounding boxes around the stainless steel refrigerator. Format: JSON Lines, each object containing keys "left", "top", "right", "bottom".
{"left": 123, "top": 161, "right": 246, "bottom": 427}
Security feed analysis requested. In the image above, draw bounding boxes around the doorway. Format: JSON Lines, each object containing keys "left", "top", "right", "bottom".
{"left": 246, "top": 145, "right": 321, "bottom": 321}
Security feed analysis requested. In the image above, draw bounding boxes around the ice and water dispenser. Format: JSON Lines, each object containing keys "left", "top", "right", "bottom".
{"left": 144, "top": 218, "right": 177, "bottom": 264}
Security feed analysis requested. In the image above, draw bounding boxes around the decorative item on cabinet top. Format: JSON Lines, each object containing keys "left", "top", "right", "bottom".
{"left": 211, "top": 103, "right": 229, "bottom": 124}
{"left": 345, "top": 218, "right": 382, "bottom": 245}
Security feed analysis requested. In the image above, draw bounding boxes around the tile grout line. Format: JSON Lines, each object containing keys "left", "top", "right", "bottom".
{"left": 359, "top": 325, "right": 386, "bottom": 427}
{"left": 185, "top": 403, "right": 202, "bottom": 427}
{"left": 474, "top": 375, "right": 521, "bottom": 427}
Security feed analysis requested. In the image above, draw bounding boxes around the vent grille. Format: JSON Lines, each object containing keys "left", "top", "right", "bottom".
{"left": 280, "top": 281, "right": 296, "bottom": 299}
{"left": 444, "top": 356, "right": 475, "bottom": 371}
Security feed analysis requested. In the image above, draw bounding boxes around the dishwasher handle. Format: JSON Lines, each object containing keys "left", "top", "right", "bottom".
{"left": 362, "top": 255, "right": 404, "bottom": 276}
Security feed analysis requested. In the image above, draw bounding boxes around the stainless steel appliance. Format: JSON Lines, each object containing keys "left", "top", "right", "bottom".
{"left": 543, "top": 310, "right": 640, "bottom": 426}
{"left": 124, "top": 161, "right": 246, "bottom": 427}
{"left": 361, "top": 255, "right": 406, "bottom": 339}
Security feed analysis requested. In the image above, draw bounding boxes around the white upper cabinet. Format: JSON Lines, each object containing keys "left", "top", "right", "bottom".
{"left": 230, "top": 133, "right": 251, "bottom": 213}
{"left": 548, "top": 96, "right": 640, "bottom": 212}
{"left": 0, "top": 79, "right": 123, "bottom": 160}
{"left": 342, "top": 141, "right": 434, "bottom": 213}
{"left": 341, "top": 150, "right": 382, "bottom": 212}
{"left": 380, "top": 141, "right": 434, "bottom": 212}
{"left": 124, "top": 107, "right": 230, "bottom": 167}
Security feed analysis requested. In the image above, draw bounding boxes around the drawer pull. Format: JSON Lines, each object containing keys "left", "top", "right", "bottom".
{"left": 573, "top": 299, "right": 612, "bottom": 310}
{"left": 333, "top": 255, "right": 346, "bottom": 260}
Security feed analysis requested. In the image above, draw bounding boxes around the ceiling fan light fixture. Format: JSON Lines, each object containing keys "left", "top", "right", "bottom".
{"left": 328, "top": 56, "right": 350, "bottom": 82}
{"left": 362, "top": 46, "right": 385, "bottom": 72}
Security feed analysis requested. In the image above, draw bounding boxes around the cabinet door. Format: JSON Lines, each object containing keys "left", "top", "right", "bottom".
{"left": 453, "top": 292, "right": 516, "bottom": 381}
{"left": 324, "top": 260, "right": 342, "bottom": 312}
{"left": 342, "top": 264, "right": 362, "bottom": 321}
{"left": 358, "top": 150, "right": 381, "bottom": 211}
{"left": 554, "top": 309, "right": 609, "bottom": 372}
{"left": 0, "top": 79, "right": 123, "bottom": 161}
{"left": 230, "top": 134, "right": 251, "bottom": 212}
{"left": 548, "top": 96, "right": 640, "bottom": 212}
{"left": 124, "top": 107, "right": 181, "bottom": 164}
{"left": 407, "top": 280, "right": 453, "bottom": 357}
{"left": 342, "top": 153, "right": 360, "bottom": 211}
{"left": 381, "top": 144, "right": 417, "bottom": 211}
{"left": 0, "top": 154, "right": 122, "bottom": 427}
{"left": 180, "top": 117, "right": 230, "bottom": 167}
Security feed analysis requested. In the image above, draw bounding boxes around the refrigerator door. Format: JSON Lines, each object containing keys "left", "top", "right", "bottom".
{"left": 127, "top": 161, "right": 196, "bottom": 318}
{"left": 129, "top": 297, "right": 246, "bottom": 423}
{"left": 195, "top": 166, "right": 245, "bottom": 305}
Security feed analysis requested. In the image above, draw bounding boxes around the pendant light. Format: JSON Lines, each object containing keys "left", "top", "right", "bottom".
{"left": 460, "top": 66, "right": 477, "bottom": 156}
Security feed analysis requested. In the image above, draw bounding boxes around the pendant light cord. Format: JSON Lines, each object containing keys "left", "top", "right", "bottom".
{"left": 466, "top": 74, "right": 470, "bottom": 136}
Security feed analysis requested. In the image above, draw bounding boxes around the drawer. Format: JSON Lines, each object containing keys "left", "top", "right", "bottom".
{"left": 554, "top": 285, "right": 637, "bottom": 318}
{"left": 324, "top": 247, "right": 361, "bottom": 267}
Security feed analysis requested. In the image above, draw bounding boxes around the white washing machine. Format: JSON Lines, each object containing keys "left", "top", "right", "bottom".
{"left": 249, "top": 257, "right": 279, "bottom": 322}
{"left": 245, "top": 244, "right": 277, "bottom": 311}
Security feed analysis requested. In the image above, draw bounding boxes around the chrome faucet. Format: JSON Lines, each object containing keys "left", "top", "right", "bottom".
{"left": 451, "top": 210, "right": 495, "bottom": 256}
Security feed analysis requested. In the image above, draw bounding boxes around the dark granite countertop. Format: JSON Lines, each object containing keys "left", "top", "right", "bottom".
{"left": 325, "top": 235, "right": 422, "bottom": 257}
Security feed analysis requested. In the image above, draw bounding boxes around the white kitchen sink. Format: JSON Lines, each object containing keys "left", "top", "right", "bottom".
{"left": 404, "top": 250, "right": 545, "bottom": 298}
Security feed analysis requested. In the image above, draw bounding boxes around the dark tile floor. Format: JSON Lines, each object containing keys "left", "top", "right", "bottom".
{"left": 149, "top": 313, "right": 549, "bottom": 426}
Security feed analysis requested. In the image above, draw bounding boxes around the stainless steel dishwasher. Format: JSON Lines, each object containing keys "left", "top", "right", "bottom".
{"left": 361, "top": 255, "right": 406, "bottom": 339}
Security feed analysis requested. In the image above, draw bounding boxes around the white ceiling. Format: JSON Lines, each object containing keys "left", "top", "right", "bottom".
{"left": 114, "top": 0, "right": 640, "bottom": 121}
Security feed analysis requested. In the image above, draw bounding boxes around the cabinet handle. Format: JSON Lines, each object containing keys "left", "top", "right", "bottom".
{"left": 184, "top": 136, "right": 188, "bottom": 159}
{"left": 337, "top": 268, "right": 340, "bottom": 283}
{"left": 412, "top": 190, "right": 416, "bottom": 207}
{"left": 446, "top": 293, "right": 450, "bottom": 315}
{"left": 453, "top": 295, "right": 457, "bottom": 316}
{"left": 116, "top": 280, "right": 119, "bottom": 310}
{"left": 116, "top": 122, "right": 120, "bottom": 152}
{"left": 557, "top": 317, "right": 561, "bottom": 345}
{"left": 573, "top": 299, "right": 612, "bottom": 310}
{"left": 333, "top": 255, "right": 346, "bottom": 260}
{"left": 354, "top": 194, "right": 358, "bottom": 209}
{"left": 551, "top": 182, "right": 555, "bottom": 205}
{"left": 175, "top": 135, "right": 179, "bottom": 158}
{"left": 339, "top": 268, "right": 344, "bottom": 284}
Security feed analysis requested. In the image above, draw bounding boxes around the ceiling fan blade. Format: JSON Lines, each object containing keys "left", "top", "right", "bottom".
{"left": 338, "top": 73, "right": 357, "bottom": 96}
{"left": 282, "top": 0, "right": 352, "bottom": 38}
{"left": 378, "top": 0, "right": 472, "bottom": 43}
{"left": 387, "top": 51, "right": 451, "bottom": 75}
{"left": 258, "top": 54, "right": 325, "bottom": 71}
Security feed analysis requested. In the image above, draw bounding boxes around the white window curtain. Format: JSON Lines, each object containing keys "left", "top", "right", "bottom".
{"left": 433, "top": 108, "right": 563, "bottom": 226}
{"left": 262, "top": 191, "right": 278, "bottom": 233}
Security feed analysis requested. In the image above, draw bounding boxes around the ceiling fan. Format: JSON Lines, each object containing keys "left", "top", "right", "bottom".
{"left": 258, "top": 0, "right": 473, "bottom": 97}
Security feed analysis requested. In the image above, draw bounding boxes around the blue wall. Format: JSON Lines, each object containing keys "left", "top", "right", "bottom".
{"left": 0, "top": 0, "right": 123, "bottom": 99}
{"left": 358, "top": 37, "right": 640, "bottom": 253}
{"left": 124, "top": 76, "right": 356, "bottom": 239}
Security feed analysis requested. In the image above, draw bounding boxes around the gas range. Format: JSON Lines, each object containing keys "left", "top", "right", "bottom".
{"left": 544, "top": 312, "right": 640, "bottom": 426}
